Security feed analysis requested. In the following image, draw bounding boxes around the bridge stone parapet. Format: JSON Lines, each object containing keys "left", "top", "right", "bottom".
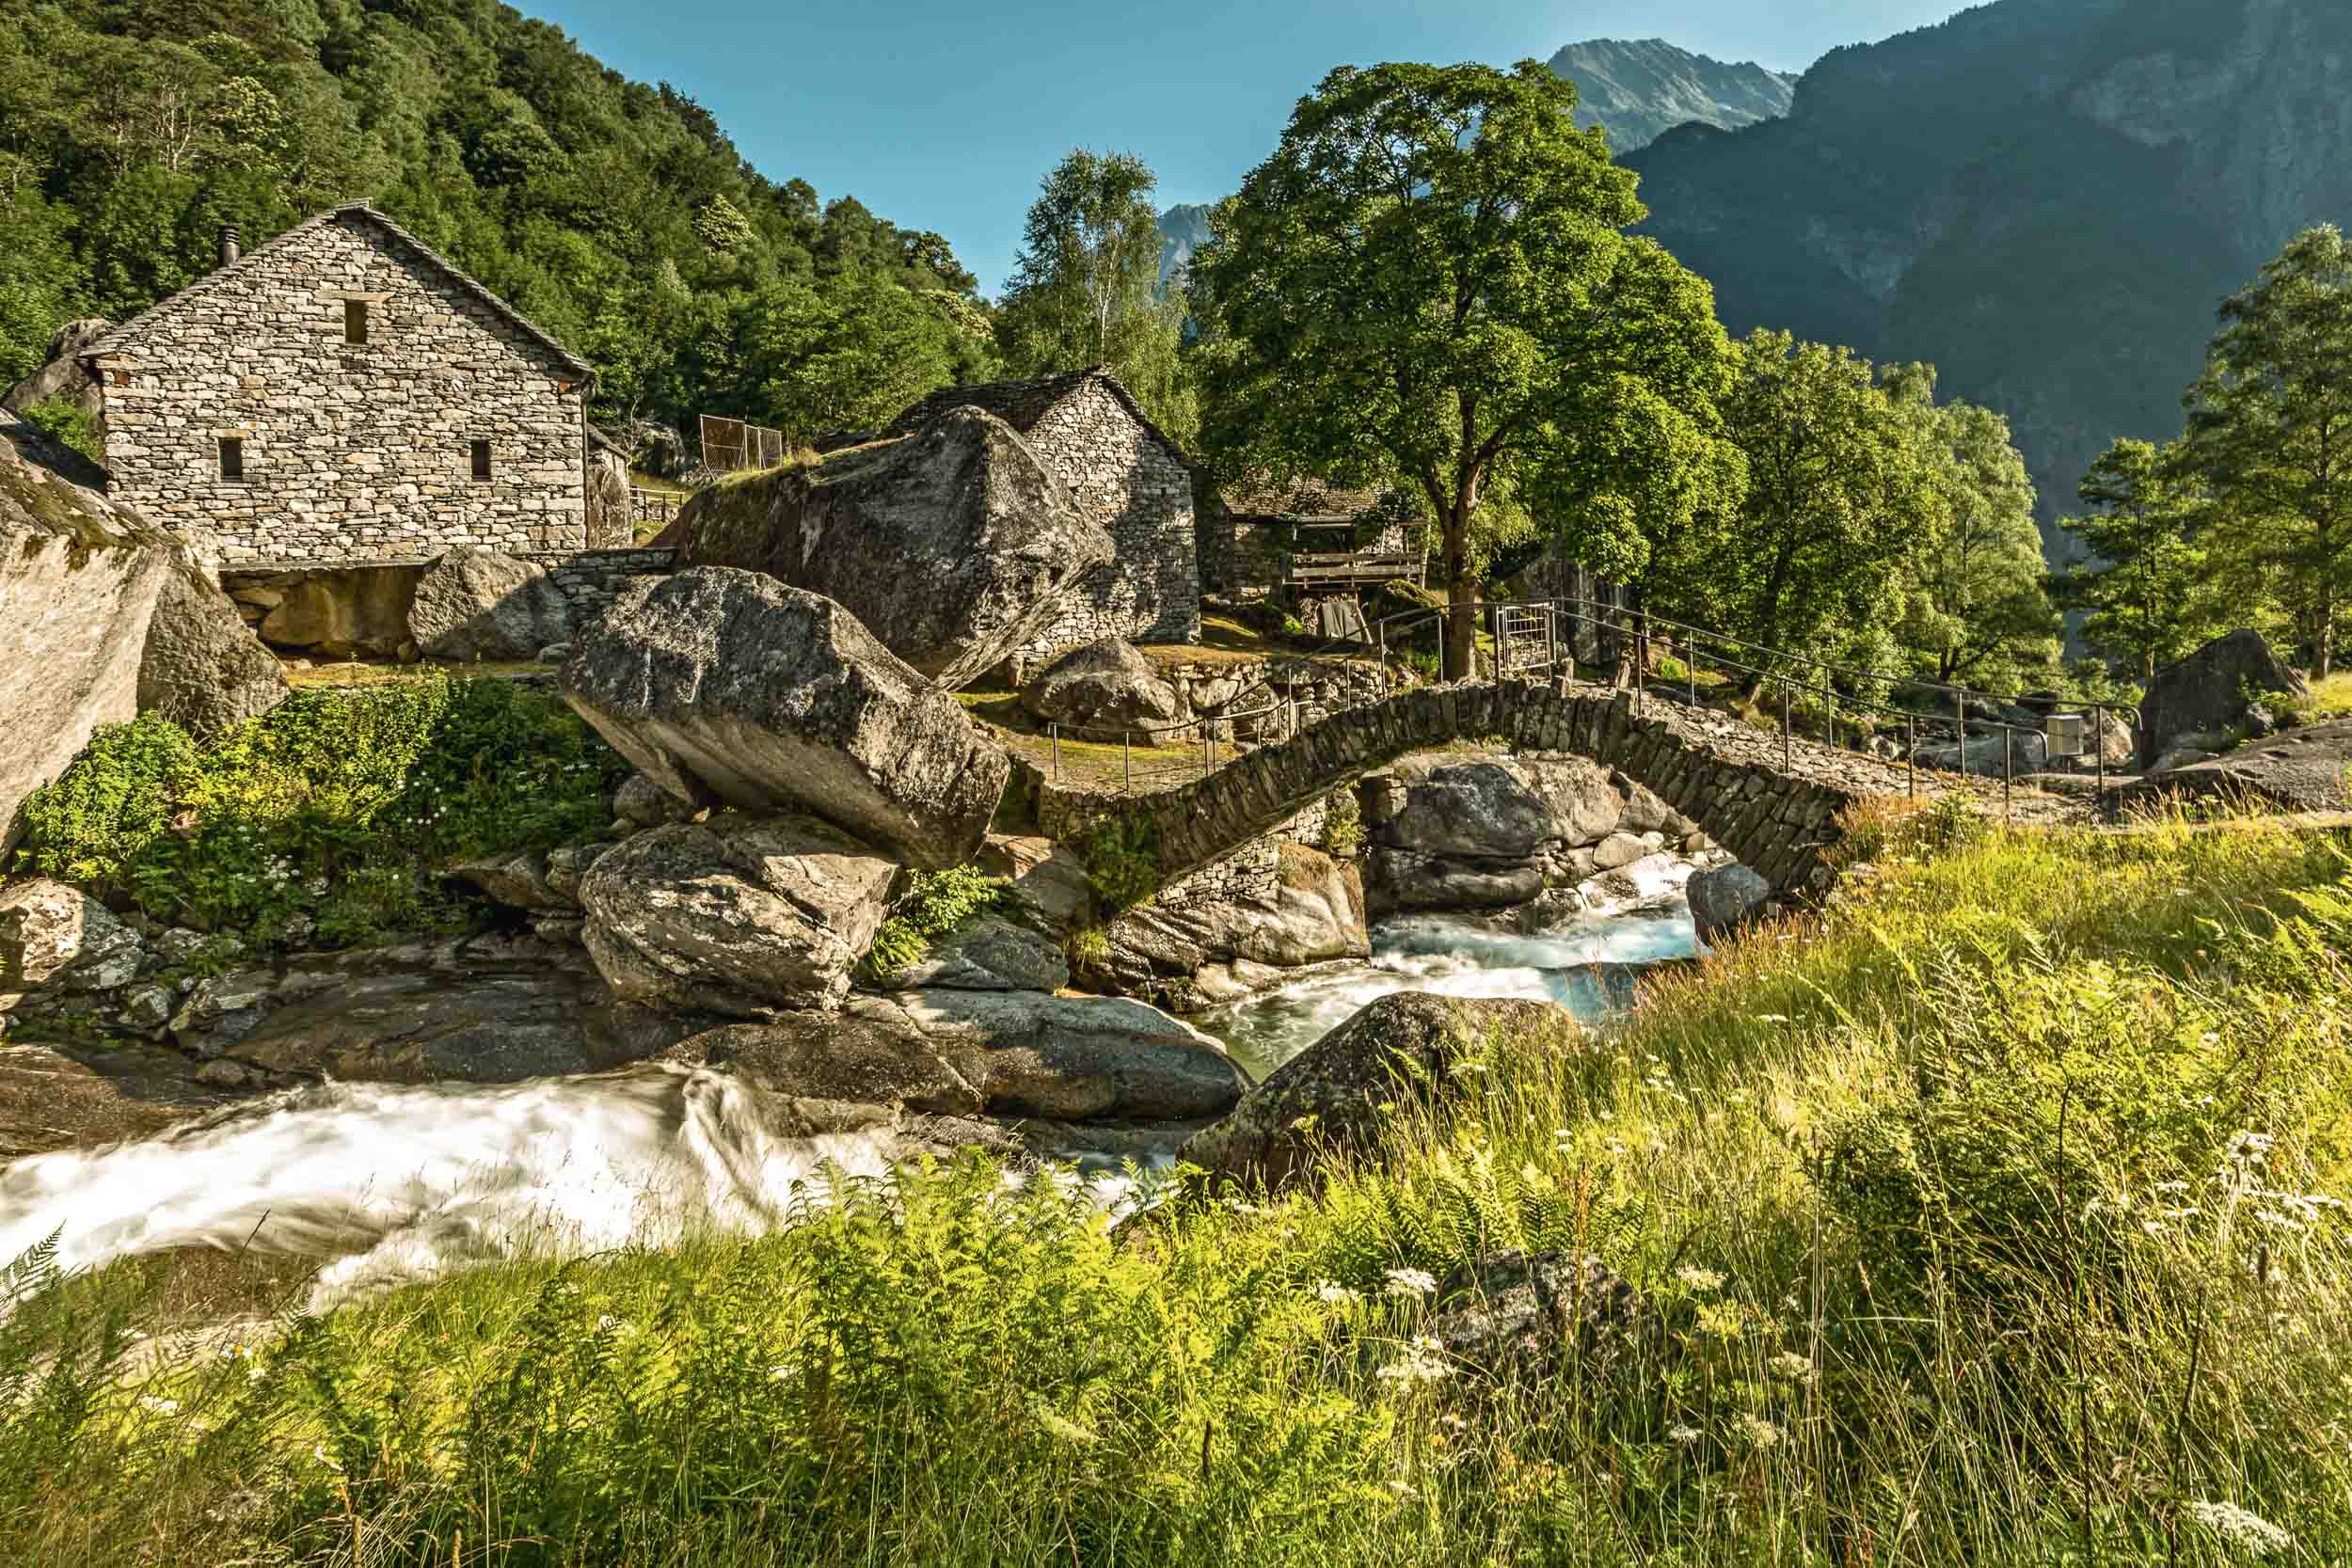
{"left": 1136, "top": 680, "right": 1885, "bottom": 901}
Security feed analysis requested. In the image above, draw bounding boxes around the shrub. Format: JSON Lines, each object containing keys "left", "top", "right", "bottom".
{"left": 1320, "top": 789, "right": 1364, "bottom": 857}
{"left": 1063, "top": 922, "right": 1111, "bottom": 979}
{"left": 16, "top": 676, "right": 624, "bottom": 947}
{"left": 860, "top": 864, "right": 1006, "bottom": 982}
{"left": 20, "top": 395, "right": 102, "bottom": 464}
{"left": 1081, "top": 813, "right": 1161, "bottom": 911}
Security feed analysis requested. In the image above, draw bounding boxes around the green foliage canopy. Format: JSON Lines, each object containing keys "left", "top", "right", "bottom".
{"left": 2054, "top": 438, "right": 2226, "bottom": 683}
{"left": 1190, "top": 60, "right": 1739, "bottom": 678}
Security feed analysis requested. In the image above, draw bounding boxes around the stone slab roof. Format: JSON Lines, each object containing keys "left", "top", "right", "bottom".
{"left": 878, "top": 366, "right": 1186, "bottom": 464}
{"left": 1218, "top": 473, "right": 1391, "bottom": 523}
{"left": 84, "top": 203, "right": 596, "bottom": 383}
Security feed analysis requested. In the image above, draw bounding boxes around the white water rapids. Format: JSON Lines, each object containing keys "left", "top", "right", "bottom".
{"left": 0, "top": 897, "right": 1700, "bottom": 1307}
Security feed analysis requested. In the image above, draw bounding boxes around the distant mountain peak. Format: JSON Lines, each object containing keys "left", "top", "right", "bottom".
{"left": 1545, "top": 38, "right": 1798, "bottom": 153}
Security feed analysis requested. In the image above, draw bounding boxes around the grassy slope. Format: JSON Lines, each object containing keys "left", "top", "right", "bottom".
{"left": 8, "top": 811, "right": 2352, "bottom": 1565}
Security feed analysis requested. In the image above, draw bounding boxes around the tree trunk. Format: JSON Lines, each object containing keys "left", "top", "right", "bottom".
{"left": 1442, "top": 492, "right": 1478, "bottom": 681}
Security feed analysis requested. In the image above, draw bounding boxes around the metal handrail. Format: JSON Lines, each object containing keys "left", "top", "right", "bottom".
{"left": 1047, "top": 689, "right": 1293, "bottom": 795}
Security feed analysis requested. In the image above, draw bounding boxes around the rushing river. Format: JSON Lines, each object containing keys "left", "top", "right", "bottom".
{"left": 0, "top": 892, "right": 1698, "bottom": 1308}
{"left": 1199, "top": 899, "right": 1701, "bottom": 1080}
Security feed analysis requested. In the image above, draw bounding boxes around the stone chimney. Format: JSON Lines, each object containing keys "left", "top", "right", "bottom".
{"left": 219, "top": 225, "right": 240, "bottom": 268}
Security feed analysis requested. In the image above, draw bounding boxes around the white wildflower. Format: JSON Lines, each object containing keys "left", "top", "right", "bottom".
{"left": 2226, "top": 1132, "right": 2276, "bottom": 1165}
{"left": 1384, "top": 1267, "right": 1438, "bottom": 1299}
{"left": 2186, "top": 1500, "right": 2294, "bottom": 1557}
{"left": 1735, "top": 1414, "right": 1784, "bottom": 1449}
{"left": 1668, "top": 1424, "right": 1703, "bottom": 1446}
{"left": 1767, "top": 1351, "right": 1816, "bottom": 1384}
{"left": 1314, "top": 1280, "right": 1364, "bottom": 1306}
{"left": 1675, "top": 1265, "right": 1724, "bottom": 1293}
{"left": 1377, "top": 1334, "right": 1452, "bottom": 1387}
{"left": 138, "top": 1395, "right": 181, "bottom": 1417}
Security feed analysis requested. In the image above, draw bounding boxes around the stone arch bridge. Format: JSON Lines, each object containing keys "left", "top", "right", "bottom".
{"left": 1130, "top": 680, "right": 1923, "bottom": 901}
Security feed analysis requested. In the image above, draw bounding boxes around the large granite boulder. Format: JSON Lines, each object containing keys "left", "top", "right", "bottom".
{"left": 885, "top": 914, "right": 1070, "bottom": 992}
{"left": 1376, "top": 760, "right": 1556, "bottom": 861}
{"left": 1915, "top": 730, "right": 2047, "bottom": 778}
{"left": 137, "top": 552, "right": 291, "bottom": 739}
{"left": 249, "top": 564, "right": 427, "bottom": 657}
{"left": 1106, "top": 843, "right": 1370, "bottom": 1011}
{"left": 665, "top": 990, "right": 1244, "bottom": 1124}
{"left": 2118, "top": 718, "right": 2352, "bottom": 814}
{"left": 1182, "top": 992, "right": 1571, "bottom": 1188}
{"left": 407, "top": 548, "right": 576, "bottom": 662}
{"left": 2, "top": 318, "right": 109, "bottom": 426}
{"left": 1021, "top": 638, "right": 1183, "bottom": 740}
{"left": 0, "top": 425, "right": 285, "bottom": 848}
{"left": 561, "top": 569, "right": 1010, "bottom": 867}
{"left": 659, "top": 406, "right": 1113, "bottom": 689}
{"left": 977, "top": 834, "right": 1094, "bottom": 935}
{"left": 2140, "top": 629, "right": 2309, "bottom": 770}
{"left": 578, "top": 815, "right": 899, "bottom": 1017}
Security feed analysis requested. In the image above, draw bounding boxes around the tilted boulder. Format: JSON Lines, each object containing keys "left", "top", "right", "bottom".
{"left": 0, "top": 424, "right": 286, "bottom": 847}
{"left": 578, "top": 815, "right": 899, "bottom": 1017}
{"left": 2139, "top": 628, "right": 2309, "bottom": 770}
{"left": 1428, "top": 1249, "right": 1661, "bottom": 1386}
{"left": 561, "top": 569, "right": 1010, "bottom": 867}
{"left": 0, "top": 879, "right": 148, "bottom": 1009}
{"left": 1181, "top": 992, "right": 1572, "bottom": 1188}
{"left": 407, "top": 547, "right": 576, "bottom": 662}
{"left": 1687, "top": 862, "right": 1772, "bottom": 945}
{"left": 2, "top": 318, "right": 110, "bottom": 427}
{"left": 660, "top": 407, "right": 1113, "bottom": 689}
{"left": 1021, "top": 638, "right": 1183, "bottom": 741}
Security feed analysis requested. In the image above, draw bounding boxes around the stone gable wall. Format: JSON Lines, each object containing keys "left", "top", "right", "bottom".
{"left": 1012, "top": 380, "right": 1198, "bottom": 673}
{"left": 92, "top": 213, "right": 587, "bottom": 568}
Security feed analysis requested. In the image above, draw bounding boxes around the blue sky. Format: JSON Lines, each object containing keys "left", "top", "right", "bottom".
{"left": 531, "top": 0, "right": 1970, "bottom": 295}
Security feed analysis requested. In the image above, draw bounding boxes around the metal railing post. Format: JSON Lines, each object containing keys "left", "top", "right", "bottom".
{"left": 2003, "top": 728, "right": 2012, "bottom": 820}
{"left": 1122, "top": 731, "right": 1132, "bottom": 793}
{"left": 1823, "top": 669, "right": 1835, "bottom": 751}
{"left": 1375, "top": 618, "right": 1388, "bottom": 690}
{"left": 1688, "top": 640, "right": 1698, "bottom": 708}
{"left": 1052, "top": 724, "right": 1061, "bottom": 784}
{"left": 1906, "top": 713, "right": 1916, "bottom": 800}
{"left": 1782, "top": 683, "right": 1792, "bottom": 772}
{"left": 2095, "top": 705, "right": 2107, "bottom": 795}
{"left": 1956, "top": 692, "right": 1966, "bottom": 766}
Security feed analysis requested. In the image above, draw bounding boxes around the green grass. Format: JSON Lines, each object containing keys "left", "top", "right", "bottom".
{"left": 2273, "top": 671, "right": 2352, "bottom": 727}
{"left": 9, "top": 813, "right": 2352, "bottom": 1564}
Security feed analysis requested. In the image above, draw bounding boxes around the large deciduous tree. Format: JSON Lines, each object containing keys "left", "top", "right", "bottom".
{"left": 1712, "top": 331, "right": 1947, "bottom": 673}
{"left": 1885, "top": 365, "right": 2059, "bottom": 690}
{"left": 2054, "top": 438, "right": 2225, "bottom": 683}
{"left": 1189, "top": 61, "right": 1739, "bottom": 678}
{"left": 994, "top": 150, "right": 1196, "bottom": 445}
{"left": 2180, "top": 225, "right": 2352, "bottom": 675}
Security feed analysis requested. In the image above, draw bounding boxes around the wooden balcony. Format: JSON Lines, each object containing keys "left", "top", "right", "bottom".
{"left": 1286, "top": 550, "right": 1427, "bottom": 590}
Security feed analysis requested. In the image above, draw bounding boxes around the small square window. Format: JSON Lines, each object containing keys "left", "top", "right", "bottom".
{"left": 218, "top": 437, "right": 244, "bottom": 482}
{"left": 469, "top": 439, "right": 492, "bottom": 482}
{"left": 344, "top": 299, "right": 368, "bottom": 345}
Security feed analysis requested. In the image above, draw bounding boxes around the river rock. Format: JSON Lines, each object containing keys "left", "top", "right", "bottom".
{"left": 887, "top": 914, "right": 1070, "bottom": 992}
{"left": 1429, "top": 1249, "right": 1661, "bottom": 1386}
{"left": 2140, "top": 628, "right": 2309, "bottom": 771}
{"left": 1104, "top": 843, "right": 1369, "bottom": 1011}
{"left": 1518, "top": 756, "right": 1628, "bottom": 845}
{"left": 406, "top": 547, "right": 576, "bottom": 662}
{"left": 613, "top": 771, "right": 690, "bottom": 829}
{"left": 452, "top": 848, "right": 573, "bottom": 911}
{"left": 1181, "top": 992, "right": 1571, "bottom": 1188}
{"left": 0, "top": 879, "right": 147, "bottom": 1008}
{"left": 2119, "top": 717, "right": 2352, "bottom": 814}
{"left": 561, "top": 569, "right": 1010, "bottom": 867}
{"left": 1687, "top": 862, "right": 1772, "bottom": 944}
{"left": 659, "top": 405, "right": 1113, "bottom": 689}
{"left": 578, "top": 815, "right": 898, "bottom": 1017}
{"left": 1376, "top": 760, "right": 1555, "bottom": 861}
{"left": 674, "top": 990, "right": 1244, "bottom": 1123}
{"left": 1021, "top": 638, "right": 1184, "bottom": 741}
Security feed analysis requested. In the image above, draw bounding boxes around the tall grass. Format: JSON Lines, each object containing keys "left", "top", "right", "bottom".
{"left": 7, "top": 815, "right": 2352, "bottom": 1564}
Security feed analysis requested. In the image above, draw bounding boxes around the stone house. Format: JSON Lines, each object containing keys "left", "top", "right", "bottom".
{"left": 82, "top": 202, "right": 626, "bottom": 568}
{"left": 1200, "top": 474, "right": 1422, "bottom": 602}
{"left": 879, "top": 367, "right": 1199, "bottom": 664}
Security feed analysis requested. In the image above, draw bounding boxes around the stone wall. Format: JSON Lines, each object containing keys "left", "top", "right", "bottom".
{"left": 521, "top": 546, "right": 677, "bottom": 621}
{"left": 1013, "top": 379, "right": 1198, "bottom": 672}
{"left": 90, "top": 208, "right": 588, "bottom": 567}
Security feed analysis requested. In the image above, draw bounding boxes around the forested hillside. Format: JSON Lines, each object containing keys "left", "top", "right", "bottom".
{"left": 0, "top": 0, "right": 994, "bottom": 440}
{"left": 1626, "top": 0, "right": 2352, "bottom": 554}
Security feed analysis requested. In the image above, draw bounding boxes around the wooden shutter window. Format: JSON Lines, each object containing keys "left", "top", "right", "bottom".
{"left": 218, "top": 437, "right": 244, "bottom": 482}
{"left": 345, "top": 299, "right": 368, "bottom": 344}
{"left": 470, "top": 439, "right": 492, "bottom": 482}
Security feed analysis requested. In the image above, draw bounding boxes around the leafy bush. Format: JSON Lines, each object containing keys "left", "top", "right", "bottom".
{"left": 1320, "top": 789, "right": 1364, "bottom": 857}
{"left": 860, "top": 864, "right": 1006, "bottom": 982}
{"left": 20, "top": 395, "right": 102, "bottom": 463}
{"left": 1063, "top": 922, "right": 1111, "bottom": 980}
{"left": 16, "top": 676, "right": 624, "bottom": 947}
{"left": 1080, "top": 813, "right": 1161, "bottom": 911}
